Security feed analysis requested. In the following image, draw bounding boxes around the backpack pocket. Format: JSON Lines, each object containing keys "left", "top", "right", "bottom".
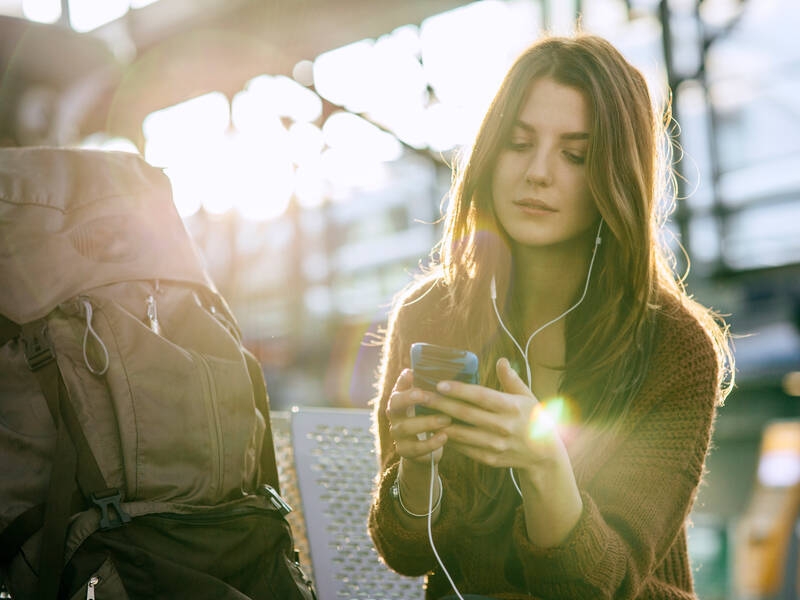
{"left": 64, "top": 503, "right": 316, "bottom": 600}
{"left": 48, "top": 282, "right": 261, "bottom": 505}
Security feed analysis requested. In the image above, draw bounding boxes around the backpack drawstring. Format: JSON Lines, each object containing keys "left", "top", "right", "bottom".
{"left": 81, "top": 299, "right": 109, "bottom": 376}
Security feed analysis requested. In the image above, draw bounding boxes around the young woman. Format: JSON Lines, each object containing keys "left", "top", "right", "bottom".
{"left": 367, "top": 34, "right": 733, "bottom": 600}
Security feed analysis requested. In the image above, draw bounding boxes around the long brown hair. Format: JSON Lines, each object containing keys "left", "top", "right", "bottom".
{"left": 424, "top": 34, "right": 734, "bottom": 532}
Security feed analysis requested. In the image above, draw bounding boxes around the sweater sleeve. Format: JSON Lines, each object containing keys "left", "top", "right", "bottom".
{"left": 367, "top": 280, "right": 466, "bottom": 576}
{"left": 512, "top": 320, "right": 719, "bottom": 599}
{"left": 368, "top": 455, "right": 469, "bottom": 576}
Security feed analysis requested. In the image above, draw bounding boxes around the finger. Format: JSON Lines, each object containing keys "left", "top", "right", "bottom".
{"left": 386, "top": 387, "right": 436, "bottom": 417}
{"left": 434, "top": 380, "right": 513, "bottom": 413}
{"left": 443, "top": 424, "right": 511, "bottom": 453}
{"left": 449, "top": 441, "right": 535, "bottom": 471}
{"left": 390, "top": 414, "right": 452, "bottom": 439}
{"left": 427, "top": 395, "right": 493, "bottom": 426}
{"left": 396, "top": 431, "right": 447, "bottom": 460}
{"left": 448, "top": 441, "right": 504, "bottom": 468}
{"left": 427, "top": 395, "right": 511, "bottom": 436}
{"left": 392, "top": 368, "right": 413, "bottom": 393}
{"left": 496, "top": 358, "right": 533, "bottom": 397}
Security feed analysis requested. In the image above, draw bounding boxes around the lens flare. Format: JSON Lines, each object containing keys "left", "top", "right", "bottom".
{"left": 528, "top": 397, "right": 569, "bottom": 440}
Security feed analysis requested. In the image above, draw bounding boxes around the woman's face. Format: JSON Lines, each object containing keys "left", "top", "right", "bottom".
{"left": 491, "top": 77, "right": 598, "bottom": 249}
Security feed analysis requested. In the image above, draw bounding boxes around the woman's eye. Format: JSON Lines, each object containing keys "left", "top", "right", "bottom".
{"left": 564, "top": 151, "right": 586, "bottom": 165}
{"left": 507, "top": 141, "right": 531, "bottom": 151}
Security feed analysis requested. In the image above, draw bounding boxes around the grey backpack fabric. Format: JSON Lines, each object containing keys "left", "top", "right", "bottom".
{"left": 0, "top": 148, "right": 315, "bottom": 600}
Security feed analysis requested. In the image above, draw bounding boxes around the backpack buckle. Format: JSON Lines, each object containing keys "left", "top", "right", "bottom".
{"left": 259, "top": 484, "right": 292, "bottom": 516}
{"left": 22, "top": 324, "right": 54, "bottom": 371}
{"left": 91, "top": 488, "right": 132, "bottom": 530}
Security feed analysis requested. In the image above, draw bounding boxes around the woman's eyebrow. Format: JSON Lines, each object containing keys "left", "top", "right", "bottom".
{"left": 513, "top": 120, "right": 589, "bottom": 140}
{"left": 561, "top": 132, "right": 589, "bottom": 140}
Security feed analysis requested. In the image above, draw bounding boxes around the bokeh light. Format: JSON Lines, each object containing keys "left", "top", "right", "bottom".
{"left": 783, "top": 371, "right": 800, "bottom": 397}
{"left": 287, "top": 122, "right": 325, "bottom": 167}
{"left": 313, "top": 39, "right": 377, "bottom": 113}
{"left": 143, "top": 91, "right": 230, "bottom": 141}
{"left": 143, "top": 92, "right": 232, "bottom": 218}
{"left": 245, "top": 74, "right": 322, "bottom": 123}
{"left": 68, "top": 0, "right": 128, "bottom": 32}
{"left": 22, "top": 0, "right": 61, "bottom": 23}
{"left": 322, "top": 112, "right": 401, "bottom": 163}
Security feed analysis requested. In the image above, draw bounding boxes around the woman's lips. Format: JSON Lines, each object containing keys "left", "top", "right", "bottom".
{"left": 513, "top": 199, "right": 557, "bottom": 215}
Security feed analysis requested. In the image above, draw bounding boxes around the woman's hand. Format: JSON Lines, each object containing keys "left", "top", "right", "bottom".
{"left": 428, "top": 358, "right": 569, "bottom": 478}
{"left": 430, "top": 357, "right": 583, "bottom": 545}
{"left": 385, "top": 368, "right": 451, "bottom": 466}
{"left": 385, "top": 369, "right": 451, "bottom": 525}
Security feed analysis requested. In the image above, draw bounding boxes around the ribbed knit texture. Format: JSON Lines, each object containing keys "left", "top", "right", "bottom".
{"left": 367, "top": 280, "right": 719, "bottom": 600}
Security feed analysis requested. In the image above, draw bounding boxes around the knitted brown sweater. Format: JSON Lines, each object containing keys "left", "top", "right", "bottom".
{"left": 368, "top": 280, "right": 719, "bottom": 599}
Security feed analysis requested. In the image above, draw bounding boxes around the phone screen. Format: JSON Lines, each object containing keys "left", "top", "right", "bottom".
{"left": 410, "top": 343, "right": 478, "bottom": 425}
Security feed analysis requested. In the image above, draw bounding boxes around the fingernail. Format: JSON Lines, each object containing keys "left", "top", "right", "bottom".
{"left": 437, "top": 416, "right": 451, "bottom": 425}
{"left": 437, "top": 381, "right": 450, "bottom": 393}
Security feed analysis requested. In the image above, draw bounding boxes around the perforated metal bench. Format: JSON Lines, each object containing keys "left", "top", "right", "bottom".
{"left": 271, "top": 408, "right": 424, "bottom": 600}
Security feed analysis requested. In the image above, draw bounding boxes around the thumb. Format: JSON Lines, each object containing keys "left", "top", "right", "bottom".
{"left": 496, "top": 358, "right": 531, "bottom": 396}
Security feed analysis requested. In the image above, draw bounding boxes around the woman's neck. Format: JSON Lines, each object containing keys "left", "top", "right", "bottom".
{"left": 512, "top": 230, "right": 596, "bottom": 332}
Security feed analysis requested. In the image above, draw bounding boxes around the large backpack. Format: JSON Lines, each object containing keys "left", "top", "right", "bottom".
{"left": 0, "top": 148, "right": 316, "bottom": 600}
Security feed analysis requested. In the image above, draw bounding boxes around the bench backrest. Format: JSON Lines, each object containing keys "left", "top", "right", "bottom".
{"left": 272, "top": 408, "right": 424, "bottom": 600}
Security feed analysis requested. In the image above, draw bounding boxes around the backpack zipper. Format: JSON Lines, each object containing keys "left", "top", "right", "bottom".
{"left": 149, "top": 505, "right": 276, "bottom": 523}
{"left": 189, "top": 350, "right": 224, "bottom": 498}
{"left": 145, "top": 295, "right": 161, "bottom": 335}
{"left": 145, "top": 280, "right": 163, "bottom": 334}
{"left": 86, "top": 576, "right": 99, "bottom": 600}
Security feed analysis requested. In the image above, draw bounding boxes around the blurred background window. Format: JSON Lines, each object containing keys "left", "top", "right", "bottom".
{"left": 2, "top": 1, "right": 800, "bottom": 597}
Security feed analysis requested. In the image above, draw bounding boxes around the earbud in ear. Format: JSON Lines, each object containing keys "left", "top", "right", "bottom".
{"left": 490, "top": 276, "right": 497, "bottom": 300}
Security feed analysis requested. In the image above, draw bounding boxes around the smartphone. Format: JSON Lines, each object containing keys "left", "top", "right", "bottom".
{"left": 410, "top": 343, "right": 479, "bottom": 426}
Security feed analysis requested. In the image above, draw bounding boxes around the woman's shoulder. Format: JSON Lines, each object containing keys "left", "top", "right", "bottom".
{"left": 649, "top": 288, "right": 721, "bottom": 393}
{"left": 388, "top": 273, "right": 450, "bottom": 331}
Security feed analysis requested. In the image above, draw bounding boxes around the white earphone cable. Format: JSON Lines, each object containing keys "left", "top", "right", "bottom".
{"left": 425, "top": 219, "right": 603, "bottom": 594}
{"left": 428, "top": 454, "right": 464, "bottom": 600}
{"left": 492, "top": 219, "right": 603, "bottom": 496}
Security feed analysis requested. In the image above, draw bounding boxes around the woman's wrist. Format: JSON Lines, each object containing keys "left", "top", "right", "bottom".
{"left": 397, "top": 458, "right": 440, "bottom": 513}
{"left": 519, "top": 459, "right": 583, "bottom": 547}
{"left": 518, "top": 462, "right": 554, "bottom": 495}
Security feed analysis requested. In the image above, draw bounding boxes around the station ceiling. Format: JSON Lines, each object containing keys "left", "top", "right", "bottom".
{"left": 1, "top": 0, "right": 472, "bottom": 145}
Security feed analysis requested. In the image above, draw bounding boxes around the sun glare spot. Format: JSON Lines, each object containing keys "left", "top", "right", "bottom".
{"left": 528, "top": 397, "right": 569, "bottom": 440}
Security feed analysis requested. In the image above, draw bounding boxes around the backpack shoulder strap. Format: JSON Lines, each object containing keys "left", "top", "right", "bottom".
{"left": 9, "top": 325, "right": 78, "bottom": 600}
{"left": 242, "top": 348, "right": 281, "bottom": 494}
{"left": 0, "top": 314, "right": 20, "bottom": 347}
{"left": 32, "top": 364, "right": 77, "bottom": 600}
{"left": 19, "top": 322, "right": 110, "bottom": 499}
{"left": 2, "top": 320, "right": 127, "bottom": 599}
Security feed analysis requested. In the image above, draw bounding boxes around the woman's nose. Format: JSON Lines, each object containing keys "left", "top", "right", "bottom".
{"left": 524, "top": 149, "right": 553, "bottom": 187}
